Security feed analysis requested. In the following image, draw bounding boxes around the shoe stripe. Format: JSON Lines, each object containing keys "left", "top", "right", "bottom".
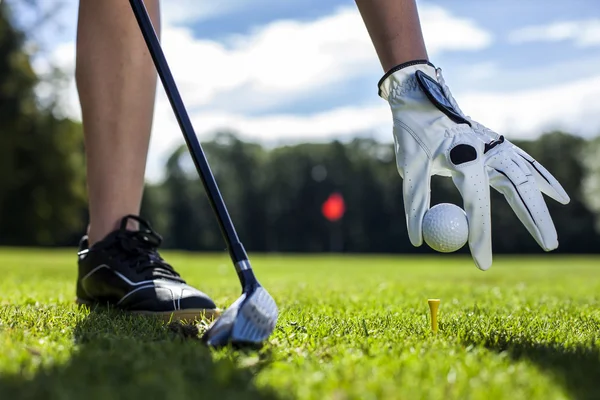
{"left": 83, "top": 265, "right": 180, "bottom": 311}
{"left": 116, "top": 284, "right": 157, "bottom": 305}
{"left": 82, "top": 265, "right": 156, "bottom": 287}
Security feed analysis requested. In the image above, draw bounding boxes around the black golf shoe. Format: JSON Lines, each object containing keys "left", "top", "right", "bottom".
{"left": 76, "top": 215, "right": 219, "bottom": 322}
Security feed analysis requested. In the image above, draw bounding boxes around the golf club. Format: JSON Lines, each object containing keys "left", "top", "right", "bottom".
{"left": 128, "top": 0, "right": 278, "bottom": 348}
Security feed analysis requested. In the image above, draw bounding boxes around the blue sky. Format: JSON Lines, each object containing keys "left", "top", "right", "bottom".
{"left": 10, "top": 0, "right": 600, "bottom": 182}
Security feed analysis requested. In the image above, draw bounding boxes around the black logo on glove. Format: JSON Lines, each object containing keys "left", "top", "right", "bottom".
{"left": 415, "top": 70, "right": 471, "bottom": 127}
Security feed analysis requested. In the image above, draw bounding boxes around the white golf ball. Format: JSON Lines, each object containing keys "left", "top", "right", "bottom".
{"left": 422, "top": 203, "right": 469, "bottom": 253}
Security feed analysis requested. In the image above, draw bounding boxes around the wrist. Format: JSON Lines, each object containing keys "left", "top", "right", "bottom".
{"left": 378, "top": 59, "right": 437, "bottom": 101}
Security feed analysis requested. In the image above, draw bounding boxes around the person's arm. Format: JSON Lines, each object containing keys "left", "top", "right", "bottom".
{"left": 355, "top": 0, "right": 570, "bottom": 270}
{"left": 355, "top": 0, "right": 428, "bottom": 71}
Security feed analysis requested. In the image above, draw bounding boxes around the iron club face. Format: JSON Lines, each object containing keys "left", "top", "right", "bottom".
{"left": 201, "top": 285, "right": 278, "bottom": 348}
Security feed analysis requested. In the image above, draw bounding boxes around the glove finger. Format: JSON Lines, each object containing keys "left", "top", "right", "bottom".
{"left": 402, "top": 154, "right": 433, "bottom": 247}
{"left": 451, "top": 161, "right": 493, "bottom": 271}
{"left": 513, "top": 147, "right": 570, "bottom": 205}
{"left": 487, "top": 157, "right": 558, "bottom": 251}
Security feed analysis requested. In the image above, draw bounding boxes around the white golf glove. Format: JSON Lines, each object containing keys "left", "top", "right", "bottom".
{"left": 378, "top": 60, "right": 570, "bottom": 270}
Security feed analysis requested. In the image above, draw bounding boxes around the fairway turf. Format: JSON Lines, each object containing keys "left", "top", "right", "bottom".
{"left": 0, "top": 249, "right": 599, "bottom": 400}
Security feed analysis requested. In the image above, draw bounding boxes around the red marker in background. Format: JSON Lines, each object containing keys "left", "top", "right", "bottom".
{"left": 322, "top": 192, "right": 345, "bottom": 222}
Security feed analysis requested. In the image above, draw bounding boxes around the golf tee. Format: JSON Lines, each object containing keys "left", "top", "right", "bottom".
{"left": 428, "top": 299, "right": 440, "bottom": 333}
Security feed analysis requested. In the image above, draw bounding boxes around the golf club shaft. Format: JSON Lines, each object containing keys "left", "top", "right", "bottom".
{"left": 129, "top": 0, "right": 249, "bottom": 267}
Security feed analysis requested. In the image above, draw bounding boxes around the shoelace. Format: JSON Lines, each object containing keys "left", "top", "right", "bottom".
{"left": 117, "top": 231, "right": 184, "bottom": 282}
{"left": 96, "top": 216, "right": 185, "bottom": 283}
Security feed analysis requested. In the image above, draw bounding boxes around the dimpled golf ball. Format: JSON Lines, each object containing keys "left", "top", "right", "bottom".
{"left": 422, "top": 203, "right": 469, "bottom": 253}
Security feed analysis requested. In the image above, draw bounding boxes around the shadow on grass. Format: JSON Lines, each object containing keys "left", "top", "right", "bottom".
{"left": 0, "top": 307, "right": 283, "bottom": 400}
{"left": 463, "top": 332, "right": 600, "bottom": 400}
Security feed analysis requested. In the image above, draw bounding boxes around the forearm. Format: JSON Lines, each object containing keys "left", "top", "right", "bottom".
{"left": 355, "top": 0, "right": 428, "bottom": 72}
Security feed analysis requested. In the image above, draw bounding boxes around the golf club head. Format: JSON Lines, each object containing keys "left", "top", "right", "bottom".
{"left": 201, "top": 285, "right": 278, "bottom": 349}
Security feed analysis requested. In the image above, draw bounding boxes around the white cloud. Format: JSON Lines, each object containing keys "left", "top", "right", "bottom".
{"left": 508, "top": 19, "right": 600, "bottom": 47}
{"left": 456, "top": 74, "right": 600, "bottom": 140}
{"left": 157, "top": 9, "right": 379, "bottom": 113}
{"left": 420, "top": 5, "right": 493, "bottom": 54}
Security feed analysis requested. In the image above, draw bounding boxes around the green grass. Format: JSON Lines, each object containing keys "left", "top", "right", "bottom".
{"left": 0, "top": 249, "right": 599, "bottom": 400}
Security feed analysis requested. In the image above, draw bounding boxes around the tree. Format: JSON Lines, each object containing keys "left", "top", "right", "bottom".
{"left": 0, "top": 3, "right": 87, "bottom": 246}
{"left": 582, "top": 136, "right": 600, "bottom": 233}
{"left": 516, "top": 132, "right": 599, "bottom": 253}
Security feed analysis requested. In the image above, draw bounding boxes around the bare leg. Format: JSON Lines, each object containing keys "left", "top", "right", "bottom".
{"left": 355, "top": 0, "right": 428, "bottom": 72}
{"left": 76, "top": 0, "right": 160, "bottom": 245}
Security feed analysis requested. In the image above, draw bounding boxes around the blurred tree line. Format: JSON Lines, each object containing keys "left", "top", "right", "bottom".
{"left": 138, "top": 131, "right": 600, "bottom": 255}
{"left": 0, "top": 2, "right": 86, "bottom": 246}
{"left": 1, "top": 2, "right": 599, "bottom": 254}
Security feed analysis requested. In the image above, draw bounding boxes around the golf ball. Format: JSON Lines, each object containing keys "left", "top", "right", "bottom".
{"left": 422, "top": 203, "right": 469, "bottom": 253}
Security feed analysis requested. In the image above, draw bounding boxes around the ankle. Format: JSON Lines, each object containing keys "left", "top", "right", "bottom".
{"left": 87, "top": 216, "right": 139, "bottom": 246}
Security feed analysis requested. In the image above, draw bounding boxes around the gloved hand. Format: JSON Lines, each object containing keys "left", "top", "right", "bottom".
{"left": 378, "top": 60, "right": 570, "bottom": 270}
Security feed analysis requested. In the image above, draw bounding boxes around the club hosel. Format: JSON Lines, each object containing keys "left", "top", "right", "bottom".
{"left": 237, "top": 268, "right": 259, "bottom": 291}
{"left": 229, "top": 241, "right": 248, "bottom": 264}
{"left": 230, "top": 242, "right": 259, "bottom": 290}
